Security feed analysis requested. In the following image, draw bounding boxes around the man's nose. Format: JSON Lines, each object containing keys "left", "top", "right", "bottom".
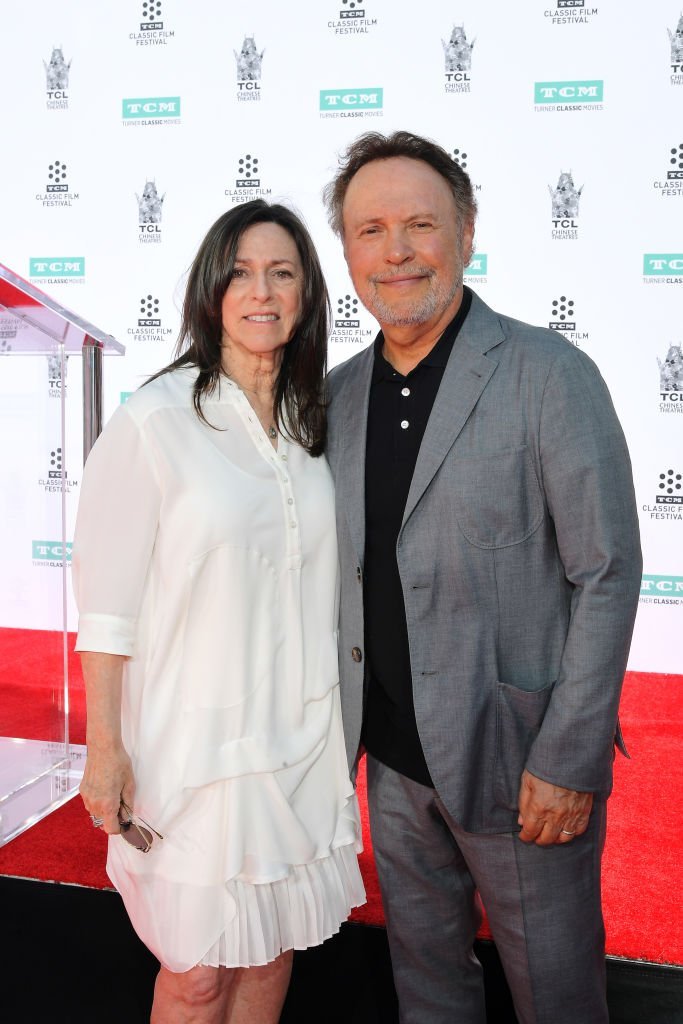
{"left": 384, "top": 228, "right": 414, "bottom": 264}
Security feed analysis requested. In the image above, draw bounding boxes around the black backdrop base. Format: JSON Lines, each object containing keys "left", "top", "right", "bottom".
{"left": 3, "top": 877, "right": 681, "bottom": 1024}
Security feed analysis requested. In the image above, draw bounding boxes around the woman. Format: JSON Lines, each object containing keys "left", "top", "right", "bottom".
{"left": 73, "top": 200, "right": 365, "bottom": 1023}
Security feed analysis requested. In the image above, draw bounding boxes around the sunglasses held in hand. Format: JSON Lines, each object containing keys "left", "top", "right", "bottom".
{"left": 118, "top": 801, "right": 164, "bottom": 853}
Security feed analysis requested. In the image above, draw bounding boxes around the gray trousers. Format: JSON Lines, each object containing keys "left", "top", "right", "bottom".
{"left": 366, "top": 755, "right": 608, "bottom": 1024}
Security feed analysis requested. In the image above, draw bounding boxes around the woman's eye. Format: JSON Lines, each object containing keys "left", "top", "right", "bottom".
{"left": 274, "top": 269, "right": 293, "bottom": 279}
{"left": 231, "top": 268, "right": 247, "bottom": 278}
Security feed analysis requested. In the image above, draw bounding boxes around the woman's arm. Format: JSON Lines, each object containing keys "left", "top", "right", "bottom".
{"left": 79, "top": 652, "right": 136, "bottom": 834}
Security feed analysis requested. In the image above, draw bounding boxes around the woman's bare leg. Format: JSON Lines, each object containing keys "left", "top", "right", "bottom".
{"left": 151, "top": 964, "right": 237, "bottom": 1024}
{"left": 150, "top": 952, "right": 293, "bottom": 1024}
{"left": 227, "top": 950, "right": 294, "bottom": 1024}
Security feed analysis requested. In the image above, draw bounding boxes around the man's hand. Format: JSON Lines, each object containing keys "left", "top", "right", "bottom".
{"left": 517, "top": 769, "right": 593, "bottom": 846}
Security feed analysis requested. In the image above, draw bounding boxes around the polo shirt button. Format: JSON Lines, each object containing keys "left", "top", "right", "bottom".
{"left": 401, "top": 387, "right": 410, "bottom": 397}
{"left": 400, "top": 420, "right": 409, "bottom": 429}
{"left": 351, "top": 647, "right": 363, "bottom": 663}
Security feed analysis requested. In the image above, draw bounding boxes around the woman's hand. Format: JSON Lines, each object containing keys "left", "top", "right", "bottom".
{"left": 78, "top": 651, "right": 133, "bottom": 834}
{"left": 80, "top": 742, "right": 135, "bottom": 834}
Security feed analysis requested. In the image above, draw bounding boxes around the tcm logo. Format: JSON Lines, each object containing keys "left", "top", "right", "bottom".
{"left": 122, "top": 96, "right": 180, "bottom": 118}
{"left": 30, "top": 258, "right": 84, "bottom": 277}
{"left": 32, "top": 540, "right": 72, "bottom": 562}
{"left": 335, "top": 294, "right": 360, "bottom": 327}
{"left": 139, "top": 295, "right": 160, "bottom": 326}
{"left": 319, "top": 88, "right": 383, "bottom": 109}
{"left": 643, "top": 254, "right": 683, "bottom": 275}
{"left": 534, "top": 80, "right": 603, "bottom": 103}
{"left": 464, "top": 254, "right": 488, "bottom": 276}
{"left": 640, "top": 574, "right": 683, "bottom": 595}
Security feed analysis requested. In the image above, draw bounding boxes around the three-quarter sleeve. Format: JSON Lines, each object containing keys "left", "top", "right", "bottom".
{"left": 72, "top": 402, "right": 162, "bottom": 657}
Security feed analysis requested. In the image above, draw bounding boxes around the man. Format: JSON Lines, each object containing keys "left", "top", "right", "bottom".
{"left": 323, "top": 131, "right": 642, "bottom": 1024}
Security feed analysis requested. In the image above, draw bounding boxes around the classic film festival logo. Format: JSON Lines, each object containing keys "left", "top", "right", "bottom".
{"left": 320, "top": 87, "right": 383, "bottom": 119}
{"left": 669, "top": 14, "right": 683, "bottom": 83}
{"left": 44, "top": 46, "right": 70, "bottom": 109}
{"left": 32, "top": 540, "right": 72, "bottom": 568}
{"left": 39, "top": 446, "right": 78, "bottom": 494}
{"left": 641, "top": 468, "right": 683, "bottom": 522}
{"left": 137, "top": 180, "right": 164, "bottom": 243}
{"left": 0, "top": 315, "right": 25, "bottom": 351}
{"left": 548, "top": 296, "right": 588, "bottom": 347}
{"left": 642, "top": 254, "right": 683, "bottom": 285}
{"left": 328, "top": 0, "right": 377, "bottom": 35}
{"left": 549, "top": 170, "right": 583, "bottom": 240}
{"left": 331, "top": 293, "right": 372, "bottom": 344}
{"left": 653, "top": 142, "right": 683, "bottom": 197}
{"left": 130, "top": 0, "right": 175, "bottom": 46}
{"left": 451, "top": 147, "right": 482, "bottom": 195}
{"left": 225, "top": 154, "right": 272, "bottom": 205}
{"left": 544, "top": 1, "right": 599, "bottom": 26}
{"left": 122, "top": 96, "right": 181, "bottom": 126}
{"left": 443, "top": 24, "right": 474, "bottom": 94}
{"left": 128, "top": 294, "right": 172, "bottom": 343}
{"left": 35, "top": 160, "right": 79, "bottom": 208}
{"left": 534, "top": 80, "right": 603, "bottom": 111}
{"left": 658, "top": 344, "right": 683, "bottom": 413}
{"left": 235, "top": 36, "right": 263, "bottom": 101}
{"left": 29, "top": 257, "right": 85, "bottom": 285}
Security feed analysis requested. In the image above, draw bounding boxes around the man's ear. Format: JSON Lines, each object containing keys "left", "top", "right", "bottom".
{"left": 462, "top": 220, "right": 475, "bottom": 266}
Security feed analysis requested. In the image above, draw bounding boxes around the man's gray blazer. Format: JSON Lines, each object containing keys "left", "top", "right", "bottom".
{"left": 326, "top": 290, "right": 642, "bottom": 834}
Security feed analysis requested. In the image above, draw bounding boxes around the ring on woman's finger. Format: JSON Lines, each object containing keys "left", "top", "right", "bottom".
{"left": 561, "top": 829, "right": 576, "bottom": 836}
{"left": 90, "top": 815, "right": 105, "bottom": 828}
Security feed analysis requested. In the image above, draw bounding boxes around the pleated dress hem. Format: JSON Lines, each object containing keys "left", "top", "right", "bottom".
{"left": 197, "top": 842, "right": 366, "bottom": 970}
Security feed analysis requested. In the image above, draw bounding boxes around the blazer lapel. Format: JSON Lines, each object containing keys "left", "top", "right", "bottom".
{"left": 335, "top": 345, "right": 375, "bottom": 564}
{"left": 401, "top": 293, "right": 505, "bottom": 531}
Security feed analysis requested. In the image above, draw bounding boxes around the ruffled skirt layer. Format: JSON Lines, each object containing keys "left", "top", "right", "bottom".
{"left": 199, "top": 843, "right": 365, "bottom": 968}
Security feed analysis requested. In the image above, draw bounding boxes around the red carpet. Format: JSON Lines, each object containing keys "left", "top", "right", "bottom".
{"left": 0, "top": 628, "right": 681, "bottom": 965}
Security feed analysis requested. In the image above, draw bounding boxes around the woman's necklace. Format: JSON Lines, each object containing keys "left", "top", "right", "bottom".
{"left": 226, "top": 374, "right": 278, "bottom": 442}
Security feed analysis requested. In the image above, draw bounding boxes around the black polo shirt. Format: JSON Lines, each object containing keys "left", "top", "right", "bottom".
{"left": 362, "top": 288, "right": 473, "bottom": 786}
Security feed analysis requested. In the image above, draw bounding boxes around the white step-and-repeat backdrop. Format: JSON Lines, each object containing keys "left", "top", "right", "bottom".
{"left": 1, "top": 1, "right": 681, "bottom": 672}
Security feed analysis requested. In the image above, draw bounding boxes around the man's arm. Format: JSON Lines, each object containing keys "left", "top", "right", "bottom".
{"left": 519, "top": 346, "right": 642, "bottom": 842}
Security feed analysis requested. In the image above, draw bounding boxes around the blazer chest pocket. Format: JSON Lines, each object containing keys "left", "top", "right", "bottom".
{"left": 493, "top": 679, "right": 555, "bottom": 810}
{"left": 451, "top": 446, "right": 544, "bottom": 549}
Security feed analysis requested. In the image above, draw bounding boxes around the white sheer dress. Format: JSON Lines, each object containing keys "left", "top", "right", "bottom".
{"left": 72, "top": 367, "right": 365, "bottom": 973}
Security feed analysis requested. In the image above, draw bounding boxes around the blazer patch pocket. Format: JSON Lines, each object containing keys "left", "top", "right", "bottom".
{"left": 452, "top": 446, "right": 544, "bottom": 548}
{"left": 493, "top": 679, "right": 555, "bottom": 810}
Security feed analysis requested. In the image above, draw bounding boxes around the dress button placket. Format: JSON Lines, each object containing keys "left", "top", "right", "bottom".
{"left": 233, "top": 388, "right": 301, "bottom": 570}
{"left": 275, "top": 441, "right": 301, "bottom": 569}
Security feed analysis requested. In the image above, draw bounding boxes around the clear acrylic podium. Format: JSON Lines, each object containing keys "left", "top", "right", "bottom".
{"left": 0, "top": 263, "right": 124, "bottom": 845}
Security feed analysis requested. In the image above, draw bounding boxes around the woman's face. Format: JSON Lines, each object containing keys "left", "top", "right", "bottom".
{"left": 221, "top": 222, "right": 303, "bottom": 360}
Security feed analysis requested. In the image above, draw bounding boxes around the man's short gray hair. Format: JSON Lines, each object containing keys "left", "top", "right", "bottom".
{"left": 323, "top": 130, "right": 477, "bottom": 238}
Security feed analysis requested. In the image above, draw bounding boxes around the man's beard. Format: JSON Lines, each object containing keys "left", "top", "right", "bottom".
{"left": 361, "top": 265, "right": 463, "bottom": 327}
